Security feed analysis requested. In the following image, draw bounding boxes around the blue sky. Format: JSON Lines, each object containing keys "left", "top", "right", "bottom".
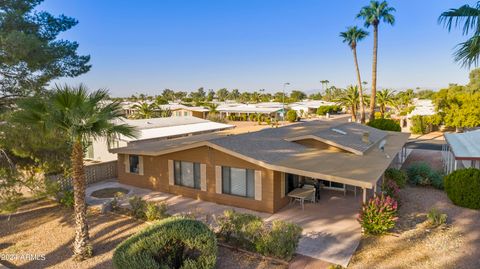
{"left": 40, "top": 0, "right": 476, "bottom": 97}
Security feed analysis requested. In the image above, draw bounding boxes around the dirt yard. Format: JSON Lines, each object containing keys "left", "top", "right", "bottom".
{"left": 349, "top": 149, "right": 480, "bottom": 269}
{"left": 0, "top": 199, "right": 286, "bottom": 269}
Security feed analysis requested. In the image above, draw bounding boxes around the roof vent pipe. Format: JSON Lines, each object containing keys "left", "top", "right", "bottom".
{"left": 362, "top": 131, "right": 370, "bottom": 144}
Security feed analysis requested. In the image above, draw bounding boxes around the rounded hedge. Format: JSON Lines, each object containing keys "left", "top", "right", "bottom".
{"left": 286, "top": 110, "right": 298, "bottom": 122}
{"left": 113, "top": 217, "right": 217, "bottom": 269}
{"left": 367, "top": 118, "right": 401, "bottom": 132}
{"left": 444, "top": 168, "right": 480, "bottom": 209}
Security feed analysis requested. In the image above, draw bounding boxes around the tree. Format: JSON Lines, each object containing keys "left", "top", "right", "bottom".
{"left": 207, "top": 89, "right": 215, "bottom": 101}
{"left": 216, "top": 88, "right": 229, "bottom": 101}
{"left": 228, "top": 89, "right": 240, "bottom": 101}
{"left": 467, "top": 68, "right": 480, "bottom": 91}
{"left": 132, "top": 102, "right": 156, "bottom": 119}
{"left": 189, "top": 87, "right": 206, "bottom": 101}
{"left": 439, "top": 2, "right": 480, "bottom": 68}
{"left": 336, "top": 86, "right": 360, "bottom": 122}
{"left": 340, "top": 26, "right": 369, "bottom": 123}
{"left": 0, "top": 0, "right": 91, "bottom": 110}
{"left": 290, "top": 90, "right": 307, "bottom": 102}
{"left": 161, "top": 89, "right": 175, "bottom": 102}
{"left": 320, "top": 80, "right": 330, "bottom": 94}
{"left": 357, "top": 0, "right": 396, "bottom": 121}
{"left": 12, "top": 85, "right": 136, "bottom": 260}
{"left": 376, "top": 89, "right": 395, "bottom": 118}
{"left": 250, "top": 91, "right": 261, "bottom": 103}
{"left": 309, "top": 92, "right": 322, "bottom": 100}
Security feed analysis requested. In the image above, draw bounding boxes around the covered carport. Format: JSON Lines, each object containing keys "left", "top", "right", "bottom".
{"left": 443, "top": 130, "right": 480, "bottom": 173}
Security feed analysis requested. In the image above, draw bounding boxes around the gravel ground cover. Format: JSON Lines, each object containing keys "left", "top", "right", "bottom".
{"left": 0, "top": 199, "right": 286, "bottom": 269}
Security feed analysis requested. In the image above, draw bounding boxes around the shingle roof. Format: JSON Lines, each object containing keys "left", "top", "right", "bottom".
{"left": 111, "top": 120, "right": 409, "bottom": 188}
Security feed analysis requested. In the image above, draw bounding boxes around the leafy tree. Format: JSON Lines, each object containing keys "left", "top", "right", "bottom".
{"left": 174, "top": 91, "right": 187, "bottom": 101}
{"left": 340, "top": 26, "right": 369, "bottom": 123}
{"left": 357, "top": 0, "right": 396, "bottom": 121}
{"left": 250, "top": 91, "right": 261, "bottom": 103}
{"left": 12, "top": 85, "right": 136, "bottom": 260}
{"left": 0, "top": 0, "right": 91, "bottom": 109}
{"left": 189, "top": 87, "right": 206, "bottom": 101}
{"left": 290, "top": 90, "right": 307, "bottom": 102}
{"left": 415, "top": 89, "right": 436, "bottom": 100}
{"left": 228, "top": 89, "right": 240, "bottom": 101}
{"left": 161, "top": 89, "right": 175, "bottom": 102}
{"left": 336, "top": 86, "right": 360, "bottom": 122}
{"left": 376, "top": 89, "right": 395, "bottom": 118}
{"left": 466, "top": 68, "right": 480, "bottom": 91}
{"left": 207, "top": 89, "right": 215, "bottom": 101}
{"left": 309, "top": 92, "right": 322, "bottom": 100}
{"left": 216, "top": 88, "right": 229, "bottom": 101}
{"left": 154, "top": 96, "right": 168, "bottom": 105}
{"left": 439, "top": 2, "right": 480, "bottom": 67}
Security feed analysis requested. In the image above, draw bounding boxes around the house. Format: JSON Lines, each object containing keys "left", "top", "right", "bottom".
{"left": 443, "top": 130, "right": 480, "bottom": 173}
{"left": 110, "top": 121, "right": 409, "bottom": 213}
{"left": 289, "top": 100, "right": 338, "bottom": 118}
{"left": 86, "top": 116, "right": 234, "bottom": 162}
{"left": 401, "top": 99, "right": 436, "bottom": 132}
{"left": 121, "top": 102, "right": 210, "bottom": 119}
{"left": 217, "top": 102, "right": 284, "bottom": 120}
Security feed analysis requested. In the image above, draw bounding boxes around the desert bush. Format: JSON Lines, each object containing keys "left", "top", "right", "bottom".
{"left": 366, "top": 118, "right": 401, "bottom": 132}
{"left": 145, "top": 201, "right": 168, "bottom": 221}
{"left": 384, "top": 168, "right": 407, "bottom": 188}
{"left": 407, "top": 162, "right": 444, "bottom": 189}
{"left": 206, "top": 114, "right": 227, "bottom": 123}
{"left": 59, "top": 189, "right": 74, "bottom": 208}
{"left": 426, "top": 208, "right": 447, "bottom": 227}
{"left": 129, "top": 196, "right": 147, "bottom": 219}
{"left": 255, "top": 220, "right": 302, "bottom": 260}
{"left": 444, "top": 168, "right": 480, "bottom": 209}
{"left": 217, "top": 209, "right": 263, "bottom": 250}
{"left": 358, "top": 194, "right": 398, "bottom": 235}
{"left": 216, "top": 210, "right": 302, "bottom": 260}
{"left": 113, "top": 217, "right": 217, "bottom": 269}
{"left": 286, "top": 110, "right": 298, "bottom": 122}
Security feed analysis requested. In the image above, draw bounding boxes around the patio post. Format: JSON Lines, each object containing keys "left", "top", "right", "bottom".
{"left": 373, "top": 184, "right": 377, "bottom": 196}
{"left": 362, "top": 188, "right": 366, "bottom": 203}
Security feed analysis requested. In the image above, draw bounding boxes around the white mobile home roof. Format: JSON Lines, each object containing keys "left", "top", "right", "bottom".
{"left": 445, "top": 130, "right": 480, "bottom": 159}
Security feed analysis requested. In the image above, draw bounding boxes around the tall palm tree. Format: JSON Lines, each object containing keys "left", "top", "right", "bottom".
{"left": 229, "top": 89, "right": 240, "bottom": 101}
{"left": 376, "top": 89, "right": 395, "bottom": 118}
{"left": 340, "top": 26, "right": 369, "bottom": 123}
{"left": 13, "top": 85, "right": 136, "bottom": 260}
{"left": 336, "top": 86, "right": 360, "bottom": 122}
{"left": 357, "top": 0, "right": 395, "bottom": 121}
{"left": 439, "top": 2, "right": 480, "bottom": 67}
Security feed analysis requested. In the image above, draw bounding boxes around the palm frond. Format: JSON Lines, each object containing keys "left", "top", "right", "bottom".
{"left": 438, "top": 3, "right": 480, "bottom": 35}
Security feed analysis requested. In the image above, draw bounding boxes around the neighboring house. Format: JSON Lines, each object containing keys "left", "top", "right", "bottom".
{"left": 290, "top": 100, "right": 338, "bottom": 118}
{"left": 217, "top": 102, "right": 284, "bottom": 119}
{"left": 111, "top": 121, "right": 409, "bottom": 213}
{"left": 443, "top": 130, "right": 480, "bottom": 173}
{"left": 401, "top": 99, "right": 436, "bottom": 132}
{"left": 121, "top": 102, "right": 209, "bottom": 119}
{"left": 86, "top": 116, "right": 234, "bottom": 162}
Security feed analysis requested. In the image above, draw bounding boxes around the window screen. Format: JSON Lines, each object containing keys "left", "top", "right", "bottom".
{"left": 222, "top": 166, "right": 255, "bottom": 198}
{"left": 174, "top": 161, "right": 201, "bottom": 189}
{"left": 129, "top": 155, "right": 139, "bottom": 174}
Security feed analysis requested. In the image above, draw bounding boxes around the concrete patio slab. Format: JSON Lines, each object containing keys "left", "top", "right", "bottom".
{"left": 267, "top": 191, "right": 362, "bottom": 267}
{"left": 86, "top": 181, "right": 362, "bottom": 267}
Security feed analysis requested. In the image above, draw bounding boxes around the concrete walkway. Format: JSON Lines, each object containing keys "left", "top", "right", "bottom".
{"left": 86, "top": 181, "right": 362, "bottom": 267}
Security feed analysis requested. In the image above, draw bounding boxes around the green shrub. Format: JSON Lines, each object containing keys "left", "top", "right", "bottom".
{"left": 129, "top": 196, "right": 147, "bottom": 219}
{"left": 410, "top": 115, "right": 428, "bottom": 134}
{"left": 384, "top": 168, "right": 407, "bottom": 188}
{"left": 113, "top": 217, "right": 217, "bottom": 269}
{"left": 145, "top": 201, "right": 168, "bottom": 221}
{"left": 59, "top": 189, "right": 74, "bottom": 208}
{"left": 367, "top": 118, "right": 401, "bottom": 132}
{"left": 358, "top": 195, "right": 398, "bottom": 235}
{"left": 382, "top": 179, "right": 401, "bottom": 204}
{"left": 286, "top": 110, "right": 298, "bottom": 122}
{"left": 406, "top": 162, "right": 444, "bottom": 189}
{"left": 444, "top": 168, "right": 480, "bottom": 209}
{"left": 426, "top": 208, "right": 447, "bottom": 227}
{"left": 316, "top": 105, "right": 341, "bottom": 116}
{"left": 216, "top": 210, "right": 302, "bottom": 260}
{"left": 206, "top": 114, "right": 227, "bottom": 123}
{"left": 217, "top": 210, "right": 263, "bottom": 251}
{"left": 255, "top": 220, "right": 302, "bottom": 260}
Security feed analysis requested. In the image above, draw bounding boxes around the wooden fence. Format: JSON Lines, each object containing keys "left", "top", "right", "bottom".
{"left": 49, "top": 161, "right": 117, "bottom": 190}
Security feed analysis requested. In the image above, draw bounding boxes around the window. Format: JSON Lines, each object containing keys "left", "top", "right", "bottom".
{"left": 285, "top": 173, "right": 300, "bottom": 195}
{"left": 183, "top": 111, "right": 189, "bottom": 116}
{"left": 321, "top": 180, "right": 345, "bottom": 190}
{"left": 129, "top": 155, "right": 140, "bottom": 174}
{"left": 174, "top": 161, "right": 201, "bottom": 189}
{"left": 222, "top": 166, "right": 255, "bottom": 198}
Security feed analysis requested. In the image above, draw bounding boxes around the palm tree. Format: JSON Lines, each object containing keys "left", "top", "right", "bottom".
{"left": 13, "top": 85, "right": 136, "bottom": 260}
{"left": 132, "top": 102, "right": 155, "bottom": 119}
{"left": 207, "top": 103, "right": 219, "bottom": 114}
{"left": 376, "top": 89, "right": 395, "bottom": 118}
{"left": 336, "top": 86, "right": 360, "bottom": 122}
{"left": 439, "top": 2, "right": 480, "bottom": 67}
{"left": 357, "top": 0, "right": 395, "bottom": 121}
{"left": 229, "top": 89, "right": 240, "bottom": 101}
{"left": 340, "top": 26, "right": 369, "bottom": 123}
